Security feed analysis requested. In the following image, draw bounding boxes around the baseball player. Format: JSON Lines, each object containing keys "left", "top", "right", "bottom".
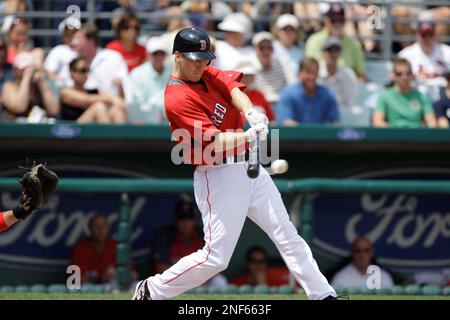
{"left": 133, "top": 28, "right": 337, "bottom": 300}
{"left": 0, "top": 163, "right": 58, "bottom": 233}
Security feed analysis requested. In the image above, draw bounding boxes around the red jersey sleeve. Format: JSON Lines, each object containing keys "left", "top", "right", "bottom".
{"left": 165, "top": 94, "right": 220, "bottom": 146}
{"left": 204, "top": 66, "right": 246, "bottom": 101}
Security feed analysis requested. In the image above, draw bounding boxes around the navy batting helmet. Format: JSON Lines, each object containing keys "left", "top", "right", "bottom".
{"left": 172, "top": 28, "right": 216, "bottom": 61}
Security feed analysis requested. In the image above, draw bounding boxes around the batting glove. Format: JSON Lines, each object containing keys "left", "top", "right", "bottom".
{"left": 245, "top": 107, "right": 269, "bottom": 128}
{"left": 244, "top": 123, "right": 268, "bottom": 143}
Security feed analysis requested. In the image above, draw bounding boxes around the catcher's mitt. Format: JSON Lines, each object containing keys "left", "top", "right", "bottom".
{"left": 13, "top": 163, "right": 59, "bottom": 220}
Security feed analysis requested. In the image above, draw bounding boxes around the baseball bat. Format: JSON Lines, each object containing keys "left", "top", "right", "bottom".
{"left": 247, "top": 129, "right": 260, "bottom": 179}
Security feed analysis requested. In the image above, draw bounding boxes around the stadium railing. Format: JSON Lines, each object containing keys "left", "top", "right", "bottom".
{"left": 2, "top": 0, "right": 449, "bottom": 60}
{"left": 1, "top": 177, "right": 450, "bottom": 292}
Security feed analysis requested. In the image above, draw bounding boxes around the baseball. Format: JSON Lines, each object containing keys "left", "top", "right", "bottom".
{"left": 271, "top": 159, "right": 289, "bottom": 174}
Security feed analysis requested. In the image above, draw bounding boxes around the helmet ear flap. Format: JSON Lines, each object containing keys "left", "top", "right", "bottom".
{"left": 206, "top": 60, "right": 211, "bottom": 66}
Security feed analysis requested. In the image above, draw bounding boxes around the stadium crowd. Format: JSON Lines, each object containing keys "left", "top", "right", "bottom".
{"left": 0, "top": 0, "right": 448, "bottom": 127}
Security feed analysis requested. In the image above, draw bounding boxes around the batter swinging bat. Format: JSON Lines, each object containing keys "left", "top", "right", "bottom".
{"left": 247, "top": 129, "right": 260, "bottom": 178}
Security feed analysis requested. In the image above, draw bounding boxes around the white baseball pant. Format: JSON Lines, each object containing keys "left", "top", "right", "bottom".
{"left": 145, "top": 163, "right": 336, "bottom": 300}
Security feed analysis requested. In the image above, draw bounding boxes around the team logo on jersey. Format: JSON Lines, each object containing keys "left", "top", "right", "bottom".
{"left": 199, "top": 40, "right": 207, "bottom": 51}
{"left": 210, "top": 103, "right": 227, "bottom": 127}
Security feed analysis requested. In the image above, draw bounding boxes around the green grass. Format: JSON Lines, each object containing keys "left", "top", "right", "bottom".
{"left": 0, "top": 293, "right": 449, "bottom": 300}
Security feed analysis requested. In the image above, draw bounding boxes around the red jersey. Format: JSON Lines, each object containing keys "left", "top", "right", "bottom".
{"left": 106, "top": 40, "right": 146, "bottom": 72}
{"left": 0, "top": 211, "right": 8, "bottom": 232}
{"left": 165, "top": 66, "right": 247, "bottom": 165}
{"left": 71, "top": 237, "right": 117, "bottom": 281}
{"left": 241, "top": 89, "right": 275, "bottom": 123}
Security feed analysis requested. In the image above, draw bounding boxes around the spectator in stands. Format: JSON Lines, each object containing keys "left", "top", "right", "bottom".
{"left": 44, "top": 17, "right": 78, "bottom": 85}
{"left": 398, "top": 21, "right": 450, "bottom": 89}
{"left": 272, "top": 14, "right": 303, "bottom": 80}
{"left": 0, "top": 0, "right": 27, "bottom": 32}
{"left": 331, "top": 236, "right": 394, "bottom": 289}
{"left": 304, "top": 3, "right": 366, "bottom": 81}
{"left": 149, "top": 199, "right": 228, "bottom": 288}
{"left": 232, "top": 246, "right": 290, "bottom": 286}
{"left": 372, "top": 58, "right": 436, "bottom": 128}
{"left": 234, "top": 59, "right": 274, "bottom": 124}
{"left": 318, "top": 37, "right": 357, "bottom": 108}
{"left": 67, "top": 24, "right": 132, "bottom": 109}
{"left": 1, "top": 51, "right": 59, "bottom": 120}
{"left": 5, "top": 16, "right": 44, "bottom": 68}
{"left": 252, "top": 32, "right": 291, "bottom": 105}
{"left": 214, "top": 12, "right": 254, "bottom": 70}
{"left": 71, "top": 213, "right": 137, "bottom": 288}
{"left": 433, "top": 67, "right": 450, "bottom": 128}
{"left": 106, "top": 11, "right": 146, "bottom": 72}
{"left": 60, "top": 57, "right": 126, "bottom": 123}
{"left": 128, "top": 36, "right": 171, "bottom": 124}
{"left": 0, "top": 35, "right": 14, "bottom": 102}
{"left": 277, "top": 57, "right": 340, "bottom": 126}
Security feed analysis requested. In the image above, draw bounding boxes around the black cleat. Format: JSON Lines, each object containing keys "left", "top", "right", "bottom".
{"left": 323, "top": 294, "right": 349, "bottom": 300}
{"left": 132, "top": 280, "right": 152, "bottom": 300}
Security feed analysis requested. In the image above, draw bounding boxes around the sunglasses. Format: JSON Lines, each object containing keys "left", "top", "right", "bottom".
{"left": 73, "top": 67, "right": 89, "bottom": 74}
{"left": 352, "top": 248, "right": 371, "bottom": 253}
{"left": 394, "top": 71, "right": 412, "bottom": 77}
{"left": 325, "top": 46, "right": 341, "bottom": 53}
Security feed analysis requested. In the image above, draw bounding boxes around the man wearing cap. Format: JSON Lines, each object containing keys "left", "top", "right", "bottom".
{"left": 214, "top": 12, "right": 254, "bottom": 70}
{"left": 305, "top": 3, "right": 366, "bottom": 81}
{"left": 128, "top": 36, "right": 171, "bottom": 124}
{"left": 252, "top": 31, "right": 292, "bottom": 105}
{"left": 398, "top": 21, "right": 450, "bottom": 89}
{"left": 318, "top": 37, "right": 357, "bottom": 108}
{"left": 272, "top": 14, "right": 303, "bottom": 77}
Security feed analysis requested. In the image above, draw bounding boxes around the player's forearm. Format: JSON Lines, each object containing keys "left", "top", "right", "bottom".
{"left": 230, "top": 87, "right": 253, "bottom": 115}
{"left": 214, "top": 132, "right": 247, "bottom": 153}
{"left": 0, "top": 211, "right": 18, "bottom": 232}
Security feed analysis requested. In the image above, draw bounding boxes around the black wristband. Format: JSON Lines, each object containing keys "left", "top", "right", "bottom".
{"left": 12, "top": 206, "right": 31, "bottom": 220}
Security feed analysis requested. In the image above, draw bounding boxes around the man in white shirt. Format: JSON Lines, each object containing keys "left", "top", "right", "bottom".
{"left": 58, "top": 24, "right": 132, "bottom": 105}
{"left": 214, "top": 12, "right": 254, "bottom": 70}
{"left": 331, "top": 236, "right": 394, "bottom": 289}
{"left": 128, "top": 36, "right": 171, "bottom": 124}
{"left": 318, "top": 37, "right": 357, "bottom": 108}
{"left": 399, "top": 21, "right": 450, "bottom": 89}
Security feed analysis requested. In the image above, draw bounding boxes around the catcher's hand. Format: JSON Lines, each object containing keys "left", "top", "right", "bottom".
{"left": 13, "top": 163, "right": 59, "bottom": 220}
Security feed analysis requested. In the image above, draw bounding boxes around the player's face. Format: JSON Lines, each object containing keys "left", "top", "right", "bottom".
{"left": 176, "top": 52, "right": 210, "bottom": 82}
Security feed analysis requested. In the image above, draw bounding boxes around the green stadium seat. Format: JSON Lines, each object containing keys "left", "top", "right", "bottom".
{"left": 223, "top": 285, "right": 238, "bottom": 294}
{"left": 15, "top": 285, "right": 29, "bottom": 293}
{"left": 0, "top": 286, "right": 14, "bottom": 293}
{"left": 30, "top": 284, "right": 47, "bottom": 293}
{"left": 277, "top": 285, "right": 295, "bottom": 294}
{"left": 192, "top": 286, "right": 207, "bottom": 294}
{"left": 346, "top": 287, "right": 361, "bottom": 295}
{"left": 92, "top": 285, "right": 108, "bottom": 294}
{"left": 360, "top": 287, "right": 374, "bottom": 295}
{"left": 390, "top": 285, "right": 406, "bottom": 295}
{"left": 405, "top": 284, "right": 422, "bottom": 295}
{"left": 442, "top": 286, "right": 450, "bottom": 296}
{"left": 253, "top": 284, "right": 269, "bottom": 294}
{"left": 81, "top": 284, "right": 94, "bottom": 293}
{"left": 47, "top": 284, "right": 68, "bottom": 294}
{"left": 334, "top": 287, "right": 347, "bottom": 295}
{"left": 422, "top": 285, "right": 442, "bottom": 295}
{"left": 238, "top": 285, "right": 253, "bottom": 294}
{"left": 207, "top": 286, "right": 223, "bottom": 294}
